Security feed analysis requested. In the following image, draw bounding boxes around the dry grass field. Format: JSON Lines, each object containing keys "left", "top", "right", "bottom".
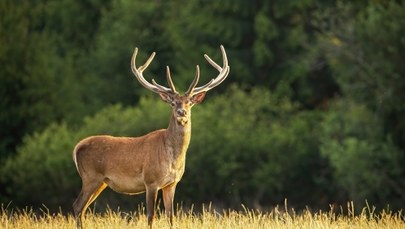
{"left": 1, "top": 202, "right": 404, "bottom": 229}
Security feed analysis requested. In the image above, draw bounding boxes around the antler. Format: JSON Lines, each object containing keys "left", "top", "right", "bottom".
{"left": 131, "top": 48, "right": 177, "bottom": 94}
{"left": 186, "top": 45, "right": 230, "bottom": 95}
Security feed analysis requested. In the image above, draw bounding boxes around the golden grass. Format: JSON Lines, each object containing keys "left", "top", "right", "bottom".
{"left": 1, "top": 202, "right": 404, "bottom": 229}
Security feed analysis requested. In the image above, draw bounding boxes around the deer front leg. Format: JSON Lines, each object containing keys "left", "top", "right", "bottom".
{"left": 162, "top": 184, "right": 176, "bottom": 226}
{"left": 146, "top": 186, "right": 158, "bottom": 228}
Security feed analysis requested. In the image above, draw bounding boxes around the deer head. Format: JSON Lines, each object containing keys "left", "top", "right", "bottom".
{"left": 131, "top": 45, "right": 230, "bottom": 127}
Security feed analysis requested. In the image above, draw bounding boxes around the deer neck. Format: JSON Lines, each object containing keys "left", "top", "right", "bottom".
{"left": 165, "top": 113, "right": 192, "bottom": 161}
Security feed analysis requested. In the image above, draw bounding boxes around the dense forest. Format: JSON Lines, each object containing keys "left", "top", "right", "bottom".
{"left": 1, "top": 0, "right": 404, "bottom": 213}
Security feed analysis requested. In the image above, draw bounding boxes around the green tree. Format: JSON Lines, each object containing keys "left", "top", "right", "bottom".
{"left": 0, "top": 1, "right": 67, "bottom": 158}
{"left": 320, "top": 1, "right": 405, "bottom": 148}
{"left": 165, "top": 0, "right": 340, "bottom": 107}
{"left": 86, "top": 0, "right": 173, "bottom": 105}
{"left": 320, "top": 99, "right": 404, "bottom": 208}
{"left": 1, "top": 86, "right": 330, "bottom": 210}
{"left": 0, "top": 98, "right": 169, "bottom": 210}
{"left": 316, "top": 2, "right": 405, "bottom": 209}
{"left": 0, "top": 0, "right": 112, "bottom": 159}
{"left": 180, "top": 86, "right": 327, "bottom": 209}
{"left": 2, "top": 0, "right": 404, "bottom": 212}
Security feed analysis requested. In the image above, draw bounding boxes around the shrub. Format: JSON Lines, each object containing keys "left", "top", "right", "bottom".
{"left": 1, "top": 97, "right": 168, "bottom": 210}
{"left": 320, "top": 99, "right": 404, "bottom": 208}
{"left": 1, "top": 86, "right": 327, "bottom": 210}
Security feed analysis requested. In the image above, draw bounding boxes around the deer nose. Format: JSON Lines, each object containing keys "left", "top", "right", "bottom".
{"left": 176, "top": 108, "right": 187, "bottom": 117}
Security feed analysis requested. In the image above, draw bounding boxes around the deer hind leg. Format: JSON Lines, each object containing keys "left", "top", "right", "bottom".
{"left": 162, "top": 184, "right": 176, "bottom": 226}
{"left": 73, "top": 180, "right": 107, "bottom": 229}
{"left": 146, "top": 186, "right": 158, "bottom": 229}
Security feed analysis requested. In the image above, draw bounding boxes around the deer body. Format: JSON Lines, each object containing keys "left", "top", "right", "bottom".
{"left": 73, "top": 115, "right": 190, "bottom": 195}
{"left": 72, "top": 46, "right": 229, "bottom": 229}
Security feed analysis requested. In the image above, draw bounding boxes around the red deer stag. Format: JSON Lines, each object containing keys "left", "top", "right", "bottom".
{"left": 72, "top": 45, "right": 229, "bottom": 228}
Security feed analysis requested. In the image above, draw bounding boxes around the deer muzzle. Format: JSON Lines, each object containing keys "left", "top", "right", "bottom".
{"left": 176, "top": 108, "right": 188, "bottom": 126}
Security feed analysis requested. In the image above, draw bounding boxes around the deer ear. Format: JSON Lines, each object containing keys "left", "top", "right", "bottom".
{"left": 159, "top": 92, "right": 173, "bottom": 103}
{"left": 191, "top": 92, "right": 206, "bottom": 104}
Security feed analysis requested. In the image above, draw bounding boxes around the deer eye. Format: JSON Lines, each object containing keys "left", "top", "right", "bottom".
{"left": 171, "top": 101, "right": 176, "bottom": 107}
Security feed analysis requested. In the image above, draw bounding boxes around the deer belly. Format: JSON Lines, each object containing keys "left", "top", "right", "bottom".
{"left": 104, "top": 175, "right": 146, "bottom": 195}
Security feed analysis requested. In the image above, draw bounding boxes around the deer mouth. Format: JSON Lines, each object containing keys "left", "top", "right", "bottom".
{"left": 176, "top": 117, "right": 188, "bottom": 126}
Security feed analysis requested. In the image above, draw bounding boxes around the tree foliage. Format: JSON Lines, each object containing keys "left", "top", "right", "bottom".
{"left": 1, "top": 87, "right": 328, "bottom": 211}
{"left": 320, "top": 99, "right": 404, "bottom": 206}
{"left": 185, "top": 86, "right": 325, "bottom": 208}
{"left": 0, "top": 0, "right": 110, "bottom": 158}
{"left": 0, "top": 0, "right": 404, "bottom": 211}
{"left": 0, "top": 98, "right": 169, "bottom": 209}
{"left": 321, "top": 1, "right": 405, "bottom": 148}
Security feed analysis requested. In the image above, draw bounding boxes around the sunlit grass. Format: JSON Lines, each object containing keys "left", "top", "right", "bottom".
{"left": 1, "top": 202, "right": 404, "bottom": 229}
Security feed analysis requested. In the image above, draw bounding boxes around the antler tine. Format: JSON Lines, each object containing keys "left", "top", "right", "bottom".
{"left": 166, "top": 66, "right": 177, "bottom": 93}
{"left": 203, "top": 55, "right": 220, "bottom": 71}
{"left": 191, "top": 45, "right": 230, "bottom": 95}
{"left": 185, "top": 65, "right": 200, "bottom": 95}
{"left": 131, "top": 47, "right": 173, "bottom": 94}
